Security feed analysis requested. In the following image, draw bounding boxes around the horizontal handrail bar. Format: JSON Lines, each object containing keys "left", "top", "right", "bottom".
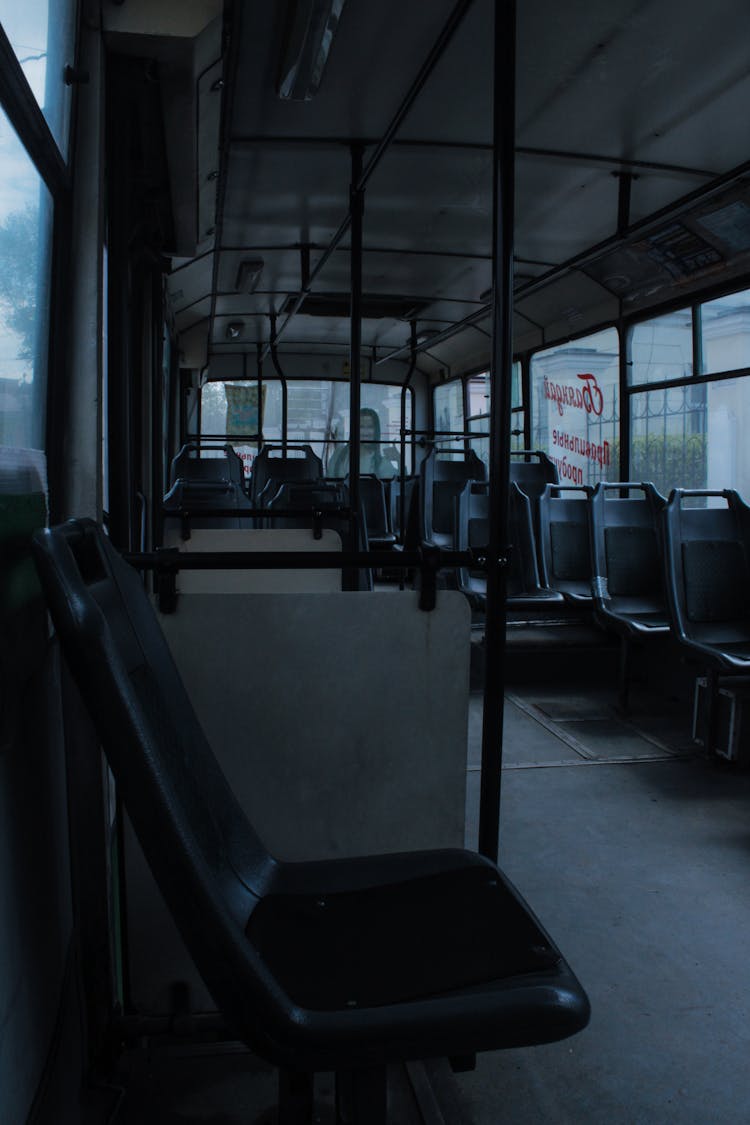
{"left": 670, "top": 488, "right": 733, "bottom": 498}
{"left": 163, "top": 506, "right": 353, "bottom": 520}
{"left": 126, "top": 547, "right": 485, "bottom": 572}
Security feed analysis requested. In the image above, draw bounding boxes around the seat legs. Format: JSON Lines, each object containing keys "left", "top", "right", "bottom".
{"left": 618, "top": 635, "right": 632, "bottom": 712}
{"left": 278, "top": 1069, "right": 314, "bottom": 1124}
{"left": 335, "top": 1066, "right": 388, "bottom": 1125}
{"left": 277, "top": 1067, "right": 387, "bottom": 1125}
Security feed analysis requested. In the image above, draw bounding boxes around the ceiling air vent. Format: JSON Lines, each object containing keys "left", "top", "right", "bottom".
{"left": 278, "top": 294, "right": 426, "bottom": 319}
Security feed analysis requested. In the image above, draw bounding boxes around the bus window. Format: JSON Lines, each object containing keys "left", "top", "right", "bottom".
{"left": 628, "top": 290, "right": 750, "bottom": 496}
{"left": 0, "top": 103, "right": 53, "bottom": 451}
{"left": 198, "top": 379, "right": 412, "bottom": 479}
{"left": 433, "top": 378, "right": 464, "bottom": 459}
{"left": 629, "top": 383, "right": 707, "bottom": 495}
{"left": 630, "top": 309, "right": 693, "bottom": 385}
{"left": 198, "top": 380, "right": 281, "bottom": 477}
{"left": 324, "top": 382, "right": 411, "bottom": 478}
{"left": 700, "top": 287, "right": 750, "bottom": 375}
{"left": 0, "top": 0, "right": 77, "bottom": 158}
{"left": 628, "top": 309, "right": 700, "bottom": 495}
{"left": 467, "top": 363, "right": 524, "bottom": 474}
{"left": 630, "top": 376, "right": 750, "bottom": 499}
{"left": 530, "top": 328, "right": 619, "bottom": 487}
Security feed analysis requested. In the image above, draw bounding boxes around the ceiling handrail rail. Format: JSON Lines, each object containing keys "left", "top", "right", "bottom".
{"left": 260, "top": 0, "right": 476, "bottom": 360}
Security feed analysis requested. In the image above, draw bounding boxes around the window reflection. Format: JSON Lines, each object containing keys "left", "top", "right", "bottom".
{"left": 434, "top": 380, "right": 464, "bottom": 460}
{"left": 629, "top": 310, "right": 692, "bottom": 386}
{"left": 199, "top": 379, "right": 413, "bottom": 478}
{"left": 0, "top": 103, "right": 52, "bottom": 450}
{"left": 700, "top": 289, "right": 750, "bottom": 376}
{"left": 0, "top": 2, "right": 77, "bottom": 157}
{"left": 531, "top": 329, "right": 619, "bottom": 487}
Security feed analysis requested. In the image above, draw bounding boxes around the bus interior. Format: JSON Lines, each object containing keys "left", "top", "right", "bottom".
{"left": 4, "top": 0, "right": 750, "bottom": 1121}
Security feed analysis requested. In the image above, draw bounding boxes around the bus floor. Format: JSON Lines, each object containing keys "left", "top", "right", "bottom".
{"left": 112, "top": 673, "right": 750, "bottom": 1125}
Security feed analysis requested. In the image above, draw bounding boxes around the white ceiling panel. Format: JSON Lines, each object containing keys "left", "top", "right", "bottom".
{"left": 157, "top": 0, "right": 750, "bottom": 366}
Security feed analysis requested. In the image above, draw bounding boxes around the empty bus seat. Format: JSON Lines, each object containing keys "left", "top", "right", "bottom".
{"left": 510, "top": 451, "right": 559, "bottom": 578}
{"left": 590, "top": 482, "right": 669, "bottom": 707}
{"left": 33, "top": 519, "right": 589, "bottom": 1119}
{"left": 662, "top": 488, "right": 750, "bottom": 673}
{"left": 266, "top": 480, "right": 371, "bottom": 590}
{"left": 453, "top": 482, "right": 561, "bottom": 611}
{"left": 537, "top": 485, "right": 595, "bottom": 605}
{"left": 420, "top": 449, "right": 486, "bottom": 549}
{"left": 265, "top": 480, "right": 350, "bottom": 527}
{"left": 453, "top": 481, "right": 489, "bottom": 610}
{"left": 390, "top": 475, "right": 419, "bottom": 545}
{"left": 169, "top": 442, "right": 246, "bottom": 489}
{"left": 507, "top": 482, "right": 564, "bottom": 607}
{"left": 250, "top": 444, "right": 323, "bottom": 509}
{"left": 350, "top": 475, "right": 396, "bottom": 549}
{"left": 590, "top": 482, "right": 669, "bottom": 636}
{"left": 509, "top": 450, "right": 558, "bottom": 501}
{"left": 163, "top": 444, "right": 253, "bottom": 533}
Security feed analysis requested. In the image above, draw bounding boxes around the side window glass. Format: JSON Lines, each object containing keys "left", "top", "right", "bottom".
{"left": 0, "top": 104, "right": 53, "bottom": 450}
{"left": 699, "top": 289, "right": 750, "bottom": 375}
{"left": 530, "top": 328, "right": 619, "bottom": 486}
{"left": 433, "top": 380, "right": 464, "bottom": 460}
{"left": 0, "top": 3, "right": 77, "bottom": 158}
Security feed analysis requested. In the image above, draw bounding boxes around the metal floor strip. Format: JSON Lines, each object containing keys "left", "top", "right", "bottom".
{"left": 504, "top": 691, "right": 695, "bottom": 765}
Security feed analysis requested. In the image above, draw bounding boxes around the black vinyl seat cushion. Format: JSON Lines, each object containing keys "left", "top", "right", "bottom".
{"left": 248, "top": 864, "right": 559, "bottom": 1012}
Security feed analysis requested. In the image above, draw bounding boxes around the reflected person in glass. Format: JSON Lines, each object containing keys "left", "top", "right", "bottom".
{"left": 328, "top": 407, "right": 400, "bottom": 478}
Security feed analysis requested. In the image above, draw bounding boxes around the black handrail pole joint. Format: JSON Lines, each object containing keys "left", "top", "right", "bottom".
{"left": 478, "top": 0, "right": 516, "bottom": 865}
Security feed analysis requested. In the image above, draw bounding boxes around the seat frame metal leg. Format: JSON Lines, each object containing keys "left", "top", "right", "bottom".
{"left": 335, "top": 1065, "right": 388, "bottom": 1125}
{"left": 278, "top": 1068, "right": 315, "bottom": 1125}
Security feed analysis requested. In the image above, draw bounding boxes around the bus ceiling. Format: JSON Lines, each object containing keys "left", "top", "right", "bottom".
{"left": 105, "top": 0, "right": 750, "bottom": 373}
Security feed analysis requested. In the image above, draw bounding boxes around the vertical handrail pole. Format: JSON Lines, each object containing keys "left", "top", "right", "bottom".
{"left": 269, "top": 313, "right": 288, "bottom": 455}
{"left": 399, "top": 321, "right": 418, "bottom": 540}
{"left": 478, "top": 0, "right": 516, "bottom": 862}
{"left": 349, "top": 144, "right": 365, "bottom": 569}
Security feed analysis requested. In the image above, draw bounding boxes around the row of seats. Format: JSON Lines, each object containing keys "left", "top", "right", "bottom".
{"left": 454, "top": 475, "right": 750, "bottom": 706}
{"left": 161, "top": 445, "right": 561, "bottom": 598}
{"left": 163, "top": 443, "right": 401, "bottom": 552}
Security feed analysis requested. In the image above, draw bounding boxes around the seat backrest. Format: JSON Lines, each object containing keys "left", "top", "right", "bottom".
{"left": 509, "top": 450, "right": 559, "bottom": 502}
{"left": 391, "top": 475, "right": 419, "bottom": 545}
{"left": 537, "top": 484, "right": 594, "bottom": 602}
{"left": 507, "top": 481, "right": 545, "bottom": 597}
{"left": 353, "top": 475, "right": 393, "bottom": 544}
{"left": 250, "top": 444, "right": 323, "bottom": 508}
{"left": 420, "top": 449, "right": 486, "bottom": 547}
{"left": 31, "top": 520, "right": 278, "bottom": 1037}
{"left": 662, "top": 489, "right": 750, "bottom": 641}
{"left": 266, "top": 480, "right": 371, "bottom": 589}
{"left": 169, "top": 443, "right": 245, "bottom": 488}
{"left": 163, "top": 444, "right": 252, "bottom": 535}
{"left": 452, "top": 481, "right": 489, "bottom": 605}
{"left": 590, "top": 482, "right": 667, "bottom": 608}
